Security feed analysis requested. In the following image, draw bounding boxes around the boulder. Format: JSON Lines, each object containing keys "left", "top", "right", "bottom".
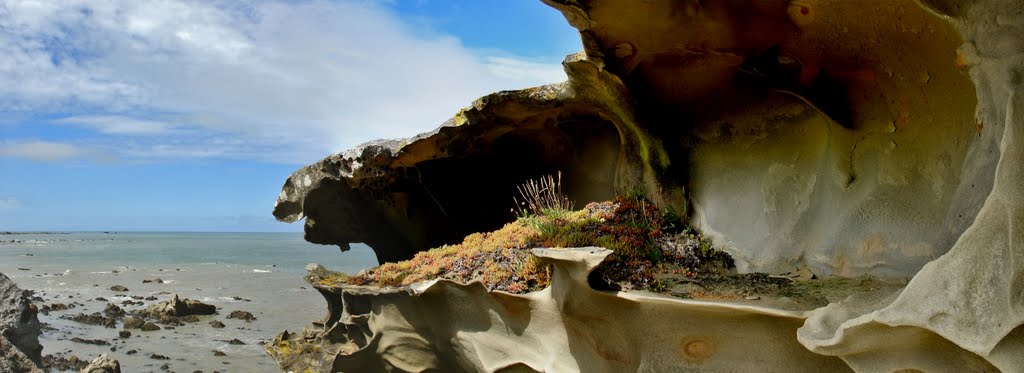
{"left": 0, "top": 272, "right": 43, "bottom": 372}
{"left": 80, "top": 354, "right": 120, "bottom": 373}
{"left": 225, "top": 310, "right": 256, "bottom": 322}
{"left": 145, "top": 295, "right": 215, "bottom": 317}
{"left": 122, "top": 317, "right": 145, "bottom": 329}
{"left": 102, "top": 304, "right": 125, "bottom": 318}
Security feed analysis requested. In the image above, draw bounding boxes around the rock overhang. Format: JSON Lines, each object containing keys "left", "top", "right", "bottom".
{"left": 271, "top": 0, "right": 1024, "bottom": 371}
{"left": 277, "top": 0, "right": 987, "bottom": 279}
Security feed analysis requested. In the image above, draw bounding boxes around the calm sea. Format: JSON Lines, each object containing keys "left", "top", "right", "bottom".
{"left": 0, "top": 232, "right": 379, "bottom": 372}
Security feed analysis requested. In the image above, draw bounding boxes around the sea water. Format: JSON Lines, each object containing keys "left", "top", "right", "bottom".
{"left": 0, "top": 232, "right": 378, "bottom": 372}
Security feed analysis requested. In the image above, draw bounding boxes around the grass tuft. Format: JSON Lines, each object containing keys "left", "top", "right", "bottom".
{"left": 513, "top": 172, "right": 574, "bottom": 219}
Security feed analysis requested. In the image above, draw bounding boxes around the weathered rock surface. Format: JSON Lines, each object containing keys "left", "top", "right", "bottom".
{"left": 144, "top": 295, "right": 216, "bottom": 317}
{"left": 0, "top": 272, "right": 43, "bottom": 372}
{"left": 122, "top": 317, "right": 145, "bottom": 329}
{"left": 270, "top": 248, "right": 856, "bottom": 371}
{"left": 79, "top": 354, "right": 121, "bottom": 373}
{"left": 273, "top": 74, "right": 635, "bottom": 264}
{"left": 275, "top": 0, "right": 994, "bottom": 279}
{"left": 272, "top": 0, "right": 1024, "bottom": 371}
{"left": 226, "top": 310, "right": 256, "bottom": 322}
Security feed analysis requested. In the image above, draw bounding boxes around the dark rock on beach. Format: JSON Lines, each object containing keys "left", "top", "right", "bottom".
{"left": 146, "top": 295, "right": 217, "bottom": 317}
{"left": 43, "top": 354, "right": 87, "bottom": 372}
{"left": 71, "top": 337, "right": 110, "bottom": 346}
{"left": 67, "top": 313, "right": 117, "bottom": 328}
{"left": 103, "top": 304, "right": 125, "bottom": 318}
{"left": 40, "top": 302, "right": 71, "bottom": 315}
{"left": 109, "top": 285, "right": 128, "bottom": 292}
{"left": 209, "top": 320, "right": 225, "bottom": 329}
{"left": 140, "top": 322, "right": 161, "bottom": 332}
{"left": 226, "top": 310, "right": 256, "bottom": 322}
{"left": 122, "top": 317, "right": 145, "bottom": 329}
{"left": 0, "top": 272, "right": 44, "bottom": 372}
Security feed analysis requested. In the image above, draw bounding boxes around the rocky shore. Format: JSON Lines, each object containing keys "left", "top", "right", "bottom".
{"left": 0, "top": 269, "right": 284, "bottom": 372}
{"left": 1, "top": 274, "right": 263, "bottom": 373}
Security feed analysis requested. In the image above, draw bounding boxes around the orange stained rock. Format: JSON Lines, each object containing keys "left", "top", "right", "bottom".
{"left": 681, "top": 337, "right": 716, "bottom": 362}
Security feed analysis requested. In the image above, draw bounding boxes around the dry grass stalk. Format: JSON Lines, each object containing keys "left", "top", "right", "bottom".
{"left": 513, "top": 172, "right": 574, "bottom": 218}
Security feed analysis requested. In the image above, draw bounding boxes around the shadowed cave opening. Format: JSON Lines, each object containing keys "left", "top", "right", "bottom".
{"left": 394, "top": 114, "right": 622, "bottom": 257}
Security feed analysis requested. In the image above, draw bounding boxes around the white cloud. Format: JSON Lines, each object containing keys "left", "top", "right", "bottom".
{"left": 54, "top": 115, "right": 181, "bottom": 135}
{"left": 0, "top": 141, "right": 83, "bottom": 162}
{"left": 0, "top": 0, "right": 572, "bottom": 163}
{"left": 0, "top": 197, "right": 20, "bottom": 210}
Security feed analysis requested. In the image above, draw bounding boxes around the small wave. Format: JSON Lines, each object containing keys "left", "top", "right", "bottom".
{"left": 251, "top": 269, "right": 272, "bottom": 273}
{"left": 89, "top": 271, "right": 112, "bottom": 274}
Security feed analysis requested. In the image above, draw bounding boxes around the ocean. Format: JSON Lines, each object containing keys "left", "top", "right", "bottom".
{"left": 0, "top": 232, "right": 379, "bottom": 372}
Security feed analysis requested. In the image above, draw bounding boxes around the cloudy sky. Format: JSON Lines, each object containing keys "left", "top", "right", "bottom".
{"left": 0, "top": 0, "right": 580, "bottom": 231}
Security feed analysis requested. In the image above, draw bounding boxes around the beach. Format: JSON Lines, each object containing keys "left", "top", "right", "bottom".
{"left": 0, "top": 232, "right": 377, "bottom": 372}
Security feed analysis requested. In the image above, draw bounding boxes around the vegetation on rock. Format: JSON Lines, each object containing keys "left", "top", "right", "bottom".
{"left": 343, "top": 175, "right": 734, "bottom": 294}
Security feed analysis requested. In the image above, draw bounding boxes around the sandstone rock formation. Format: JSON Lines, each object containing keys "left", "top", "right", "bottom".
{"left": 271, "top": 248, "right": 1004, "bottom": 372}
{"left": 79, "top": 354, "right": 121, "bottom": 373}
{"left": 272, "top": 0, "right": 1024, "bottom": 371}
{"left": 0, "top": 273, "right": 43, "bottom": 372}
{"left": 274, "top": 0, "right": 990, "bottom": 278}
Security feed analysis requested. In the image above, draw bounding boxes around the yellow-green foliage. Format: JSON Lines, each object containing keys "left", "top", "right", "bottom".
{"left": 352, "top": 221, "right": 547, "bottom": 290}
{"left": 347, "top": 197, "right": 677, "bottom": 294}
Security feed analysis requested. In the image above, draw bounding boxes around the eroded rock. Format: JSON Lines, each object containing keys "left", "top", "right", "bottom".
{"left": 271, "top": 0, "right": 1024, "bottom": 371}
{"left": 122, "top": 317, "right": 145, "bottom": 329}
{"left": 225, "top": 310, "right": 256, "bottom": 322}
{"left": 144, "top": 295, "right": 216, "bottom": 318}
{"left": 0, "top": 273, "right": 43, "bottom": 372}
{"left": 80, "top": 354, "right": 121, "bottom": 373}
{"left": 269, "top": 248, "right": 853, "bottom": 372}
{"left": 275, "top": 0, "right": 988, "bottom": 279}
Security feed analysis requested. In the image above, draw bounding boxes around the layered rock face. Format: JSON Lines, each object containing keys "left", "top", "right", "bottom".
{"left": 0, "top": 273, "right": 43, "bottom": 372}
{"left": 272, "top": 0, "right": 1024, "bottom": 371}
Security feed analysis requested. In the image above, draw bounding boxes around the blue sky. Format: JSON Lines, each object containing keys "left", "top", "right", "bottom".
{"left": 0, "top": 0, "right": 581, "bottom": 232}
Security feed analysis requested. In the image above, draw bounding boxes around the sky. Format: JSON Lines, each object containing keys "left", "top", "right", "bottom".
{"left": 0, "top": 0, "right": 582, "bottom": 232}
